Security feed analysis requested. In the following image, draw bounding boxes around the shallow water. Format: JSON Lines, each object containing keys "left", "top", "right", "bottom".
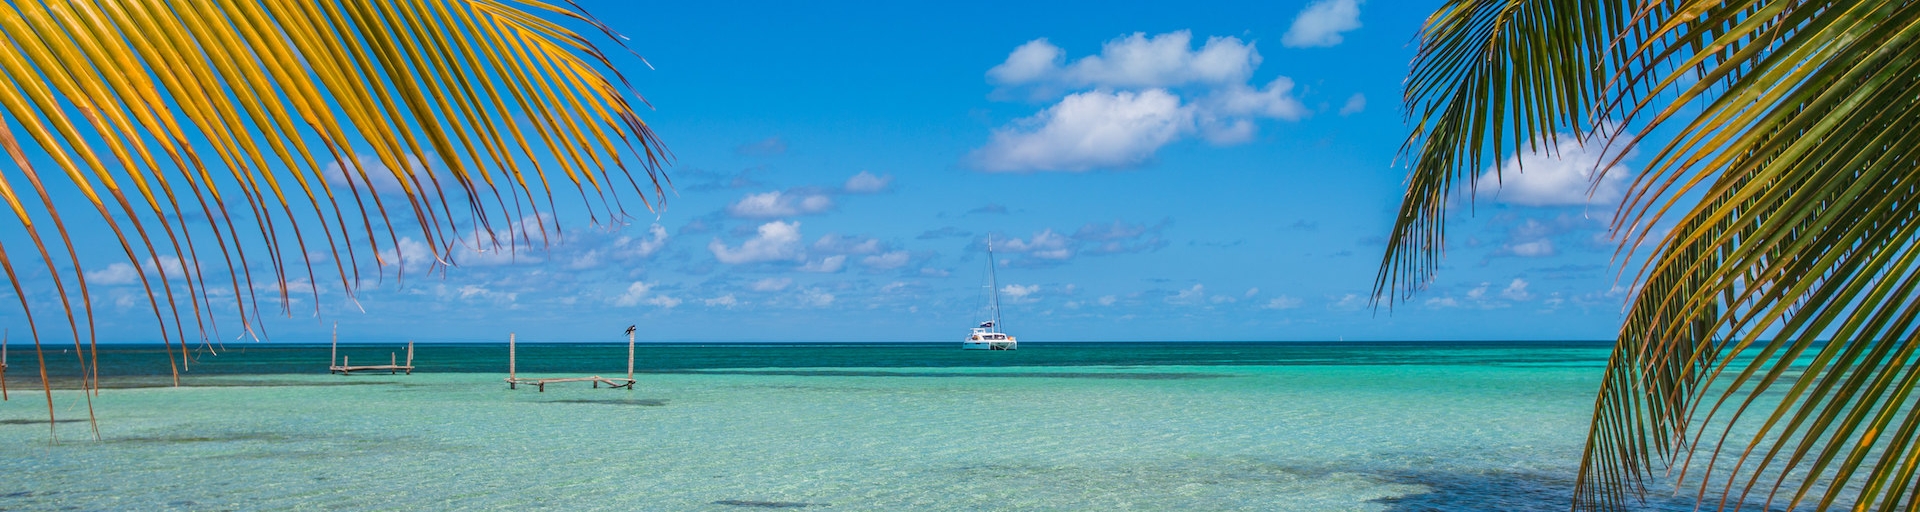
{"left": 0, "top": 342, "right": 1705, "bottom": 510}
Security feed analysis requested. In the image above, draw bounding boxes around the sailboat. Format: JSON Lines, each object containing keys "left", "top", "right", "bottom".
{"left": 963, "top": 238, "right": 1017, "bottom": 350}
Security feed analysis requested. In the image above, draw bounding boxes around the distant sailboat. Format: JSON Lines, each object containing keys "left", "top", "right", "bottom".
{"left": 964, "top": 238, "right": 1017, "bottom": 351}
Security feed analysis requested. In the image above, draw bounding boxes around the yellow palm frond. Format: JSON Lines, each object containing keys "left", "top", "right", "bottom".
{"left": 0, "top": 0, "right": 666, "bottom": 438}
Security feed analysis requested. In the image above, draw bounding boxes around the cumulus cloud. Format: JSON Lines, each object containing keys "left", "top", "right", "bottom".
{"left": 1168, "top": 284, "right": 1205, "bottom": 304}
{"left": 85, "top": 263, "right": 140, "bottom": 285}
{"left": 751, "top": 277, "right": 792, "bottom": 292}
{"left": 727, "top": 190, "right": 835, "bottom": 218}
{"left": 843, "top": 171, "right": 892, "bottom": 193}
{"left": 1480, "top": 129, "right": 1631, "bottom": 206}
{"left": 85, "top": 256, "right": 196, "bottom": 285}
{"left": 862, "top": 251, "right": 910, "bottom": 270}
{"left": 975, "top": 31, "right": 1308, "bottom": 172}
{"left": 992, "top": 220, "right": 1167, "bottom": 267}
{"left": 1000, "top": 229, "right": 1073, "bottom": 260}
{"left": 989, "top": 31, "right": 1259, "bottom": 90}
{"left": 972, "top": 89, "right": 1192, "bottom": 172}
{"left": 1339, "top": 93, "right": 1366, "bottom": 116}
{"left": 705, "top": 294, "right": 739, "bottom": 308}
{"left": 1262, "top": 296, "right": 1304, "bottom": 309}
{"left": 616, "top": 223, "right": 670, "bottom": 258}
{"left": 812, "top": 234, "right": 884, "bottom": 255}
{"left": 710, "top": 221, "right": 804, "bottom": 264}
{"left": 326, "top": 153, "right": 435, "bottom": 196}
{"left": 613, "top": 281, "right": 678, "bottom": 308}
{"left": 799, "top": 288, "right": 835, "bottom": 307}
{"left": 1501, "top": 278, "right": 1533, "bottom": 301}
{"left": 800, "top": 255, "right": 848, "bottom": 273}
{"left": 1002, "top": 284, "right": 1040, "bottom": 303}
{"left": 1098, "top": 295, "right": 1118, "bottom": 306}
{"left": 1505, "top": 239, "right": 1557, "bottom": 257}
{"left": 1283, "top": 0, "right": 1364, "bottom": 48}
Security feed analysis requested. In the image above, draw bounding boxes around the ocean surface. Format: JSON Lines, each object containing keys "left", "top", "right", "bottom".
{"left": 0, "top": 341, "right": 1707, "bottom": 510}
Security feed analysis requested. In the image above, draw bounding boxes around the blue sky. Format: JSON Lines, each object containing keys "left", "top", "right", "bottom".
{"left": 1, "top": 0, "right": 1648, "bottom": 343}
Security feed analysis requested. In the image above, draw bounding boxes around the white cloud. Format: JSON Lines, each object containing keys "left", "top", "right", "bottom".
{"left": 1262, "top": 296, "right": 1304, "bottom": 310}
{"left": 1168, "top": 284, "right": 1205, "bottom": 304}
{"left": 1331, "top": 293, "right": 1366, "bottom": 310}
{"left": 727, "top": 191, "right": 835, "bottom": 218}
{"left": 989, "top": 31, "right": 1259, "bottom": 90}
{"left": 843, "top": 171, "right": 892, "bottom": 193}
{"left": 85, "top": 262, "right": 139, "bottom": 285}
{"left": 1000, "top": 229, "right": 1073, "bottom": 260}
{"left": 325, "top": 153, "right": 434, "bottom": 195}
{"left": 1198, "top": 77, "right": 1308, "bottom": 143}
{"left": 1283, "top": 0, "right": 1364, "bottom": 48}
{"left": 976, "top": 31, "right": 1307, "bottom": 172}
{"left": 800, "top": 255, "right": 848, "bottom": 273}
{"left": 988, "top": 39, "right": 1066, "bottom": 85}
{"left": 813, "top": 234, "right": 884, "bottom": 255}
{"left": 613, "top": 282, "right": 651, "bottom": 306}
{"left": 1424, "top": 296, "right": 1461, "bottom": 308}
{"left": 1002, "top": 284, "right": 1040, "bottom": 302}
{"left": 441, "top": 284, "right": 517, "bottom": 305}
{"left": 862, "top": 251, "right": 910, "bottom": 270}
{"left": 616, "top": 223, "right": 670, "bottom": 258}
{"left": 972, "top": 89, "right": 1192, "bottom": 172}
{"left": 1467, "top": 282, "right": 1491, "bottom": 300}
{"left": 645, "top": 295, "right": 682, "bottom": 308}
{"left": 1098, "top": 295, "right": 1118, "bottom": 306}
{"left": 799, "top": 288, "right": 835, "bottom": 307}
{"left": 1339, "top": 93, "right": 1366, "bottom": 116}
{"left": 1501, "top": 278, "right": 1533, "bottom": 301}
{"left": 710, "top": 221, "right": 804, "bottom": 264}
{"left": 1506, "top": 239, "right": 1557, "bottom": 257}
{"left": 1481, "top": 129, "right": 1631, "bottom": 206}
{"left": 751, "top": 277, "right": 793, "bottom": 292}
{"left": 1244, "top": 287, "right": 1260, "bottom": 298}
{"left": 704, "top": 294, "right": 739, "bottom": 308}
{"left": 88, "top": 256, "right": 200, "bottom": 285}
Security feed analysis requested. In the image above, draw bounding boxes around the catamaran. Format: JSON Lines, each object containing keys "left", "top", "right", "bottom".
{"left": 964, "top": 238, "right": 1017, "bottom": 350}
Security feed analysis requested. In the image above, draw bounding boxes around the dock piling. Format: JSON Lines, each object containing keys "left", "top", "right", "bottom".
{"left": 504, "top": 330, "right": 635, "bottom": 391}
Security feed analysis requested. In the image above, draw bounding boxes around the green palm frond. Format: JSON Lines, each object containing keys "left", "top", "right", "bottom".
{"left": 1378, "top": 0, "right": 1640, "bottom": 305}
{"left": 1388, "top": 0, "right": 1920, "bottom": 509}
{"left": 0, "top": 0, "right": 665, "bottom": 437}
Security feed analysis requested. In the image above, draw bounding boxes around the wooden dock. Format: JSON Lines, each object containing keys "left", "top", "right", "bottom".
{"left": 503, "top": 331, "right": 637, "bottom": 392}
{"left": 328, "top": 325, "right": 415, "bottom": 375}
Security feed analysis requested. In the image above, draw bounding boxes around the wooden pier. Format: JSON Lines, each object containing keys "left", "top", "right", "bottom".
{"left": 328, "top": 325, "right": 416, "bottom": 375}
{"left": 504, "top": 331, "right": 636, "bottom": 392}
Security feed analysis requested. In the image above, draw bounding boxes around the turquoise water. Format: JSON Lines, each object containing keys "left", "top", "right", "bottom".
{"left": 0, "top": 342, "right": 1701, "bottom": 510}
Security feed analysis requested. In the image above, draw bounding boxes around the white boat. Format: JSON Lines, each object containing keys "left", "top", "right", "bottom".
{"left": 964, "top": 238, "right": 1017, "bottom": 351}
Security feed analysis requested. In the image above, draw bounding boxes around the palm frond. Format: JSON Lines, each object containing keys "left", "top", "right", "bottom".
{"left": 1388, "top": 0, "right": 1920, "bottom": 509}
{"left": 1580, "top": 1, "right": 1920, "bottom": 510}
{"left": 1378, "top": 0, "right": 1640, "bottom": 305}
{"left": 0, "top": 0, "right": 666, "bottom": 437}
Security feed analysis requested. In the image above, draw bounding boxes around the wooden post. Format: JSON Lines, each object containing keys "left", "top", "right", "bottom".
{"left": 627, "top": 329, "right": 636, "bottom": 382}
{"left": 391, "top": 352, "right": 397, "bottom": 374}
{"left": 343, "top": 356, "right": 349, "bottom": 376}
{"left": 330, "top": 322, "right": 338, "bottom": 369}
{"left": 509, "top": 332, "right": 516, "bottom": 381}
{"left": 406, "top": 341, "right": 414, "bottom": 375}
{"left": 2, "top": 330, "right": 8, "bottom": 401}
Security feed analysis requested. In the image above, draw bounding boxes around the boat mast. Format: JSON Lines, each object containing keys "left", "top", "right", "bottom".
{"left": 987, "top": 237, "right": 1001, "bottom": 333}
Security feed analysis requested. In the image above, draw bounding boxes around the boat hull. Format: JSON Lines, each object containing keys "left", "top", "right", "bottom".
{"left": 961, "top": 340, "right": 1017, "bottom": 350}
